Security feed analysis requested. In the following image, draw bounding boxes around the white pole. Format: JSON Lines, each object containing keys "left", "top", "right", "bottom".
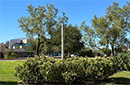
{"left": 61, "top": 24, "right": 64, "bottom": 60}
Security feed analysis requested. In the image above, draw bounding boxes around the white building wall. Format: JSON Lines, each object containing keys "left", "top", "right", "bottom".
{"left": 9, "top": 38, "right": 27, "bottom": 49}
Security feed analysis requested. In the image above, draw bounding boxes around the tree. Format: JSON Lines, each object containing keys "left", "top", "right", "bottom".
{"left": 50, "top": 24, "right": 84, "bottom": 56}
{"left": 82, "top": 2, "right": 130, "bottom": 55}
{"left": 18, "top": 4, "right": 58, "bottom": 56}
{"left": 80, "top": 21, "right": 97, "bottom": 49}
{"left": 38, "top": 12, "right": 69, "bottom": 56}
{"left": 25, "top": 38, "right": 37, "bottom": 54}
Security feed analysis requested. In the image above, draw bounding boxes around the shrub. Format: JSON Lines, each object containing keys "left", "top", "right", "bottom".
{"left": 78, "top": 48, "right": 95, "bottom": 57}
{"left": 14, "top": 56, "right": 43, "bottom": 84}
{"left": 112, "top": 52, "right": 130, "bottom": 71}
{"left": 4, "top": 54, "right": 9, "bottom": 59}
{"left": 10, "top": 53, "right": 18, "bottom": 58}
{"left": 85, "top": 57, "right": 117, "bottom": 81}
{"left": 4, "top": 51, "right": 18, "bottom": 59}
{"left": 62, "top": 57, "right": 117, "bottom": 83}
{"left": 15, "top": 56, "right": 118, "bottom": 84}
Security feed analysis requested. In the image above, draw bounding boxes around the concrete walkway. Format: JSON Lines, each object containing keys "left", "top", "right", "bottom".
{"left": 0, "top": 58, "right": 27, "bottom": 61}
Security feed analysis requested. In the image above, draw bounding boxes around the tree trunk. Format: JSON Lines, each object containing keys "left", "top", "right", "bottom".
{"left": 111, "top": 44, "right": 114, "bottom": 56}
{"left": 106, "top": 40, "right": 109, "bottom": 53}
{"left": 36, "top": 35, "right": 40, "bottom": 57}
{"left": 68, "top": 52, "right": 70, "bottom": 58}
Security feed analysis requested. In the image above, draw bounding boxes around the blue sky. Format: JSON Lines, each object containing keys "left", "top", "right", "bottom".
{"left": 0, "top": 0, "right": 129, "bottom": 43}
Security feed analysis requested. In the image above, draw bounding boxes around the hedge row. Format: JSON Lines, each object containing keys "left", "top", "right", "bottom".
{"left": 4, "top": 52, "right": 18, "bottom": 59}
{"left": 15, "top": 56, "right": 118, "bottom": 84}
{"left": 113, "top": 52, "right": 130, "bottom": 71}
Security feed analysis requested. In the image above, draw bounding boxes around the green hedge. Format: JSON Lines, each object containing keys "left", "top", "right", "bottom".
{"left": 112, "top": 52, "right": 130, "bottom": 71}
{"left": 4, "top": 52, "right": 18, "bottom": 59}
{"left": 14, "top": 56, "right": 118, "bottom": 84}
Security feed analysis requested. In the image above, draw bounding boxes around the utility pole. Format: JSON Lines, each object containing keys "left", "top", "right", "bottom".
{"left": 61, "top": 24, "right": 64, "bottom": 60}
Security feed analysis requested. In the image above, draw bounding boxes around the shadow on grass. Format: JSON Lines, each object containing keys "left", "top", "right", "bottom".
{"left": 0, "top": 81, "right": 17, "bottom": 85}
{"left": 110, "top": 77, "right": 130, "bottom": 84}
{"left": 0, "top": 78, "right": 130, "bottom": 85}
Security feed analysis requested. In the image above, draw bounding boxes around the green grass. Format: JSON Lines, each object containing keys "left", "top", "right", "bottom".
{"left": 110, "top": 71, "right": 130, "bottom": 78}
{"left": 109, "top": 71, "right": 130, "bottom": 84}
{"left": 0, "top": 60, "right": 24, "bottom": 84}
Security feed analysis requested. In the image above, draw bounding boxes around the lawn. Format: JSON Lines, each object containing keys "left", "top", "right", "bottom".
{"left": 0, "top": 60, "right": 24, "bottom": 84}
{"left": 109, "top": 71, "right": 130, "bottom": 84}
{"left": 0, "top": 60, "right": 130, "bottom": 84}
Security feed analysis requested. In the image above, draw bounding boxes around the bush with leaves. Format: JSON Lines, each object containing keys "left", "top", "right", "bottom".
{"left": 112, "top": 52, "right": 130, "bottom": 71}
{"left": 15, "top": 56, "right": 43, "bottom": 84}
{"left": 15, "top": 56, "right": 118, "bottom": 84}
{"left": 10, "top": 53, "right": 18, "bottom": 58}
{"left": 4, "top": 51, "right": 18, "bottom": 59}
{"left": 61, "top": 57, "right": 117, "bottom": 83}
{"left": 78, "top": 48, "right": 95, "bottom": 57}
{"left": 85, "top": 57, "right": 117, "bottom": 81}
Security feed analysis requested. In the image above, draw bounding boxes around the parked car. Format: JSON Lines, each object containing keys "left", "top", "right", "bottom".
{"left": 71, "top": 54, "right": 78, "bottom": 57}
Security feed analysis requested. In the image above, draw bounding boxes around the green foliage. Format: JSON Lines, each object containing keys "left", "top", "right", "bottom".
{"left": 15, "top": 56, "right": 118, "bottom": 84}
{"left": 78, "top": 48, "right": 95, "bottom": 57}
{"left": 4, "top": 52, "right": 18, "bottom": 59}
{"left": 85, "top": 57, "right": 117, "bottom": 81}
{"left": 101, "top": 48, "right": 111, "bottom": 54}
{"left": 18, "top": 4, "right": 59, "bottom": 56}
{"left": 40, "top": 57, "right": 65, "bottom": 83}
{"left": 14, "top": 56, "right": 43, "bottom": 84}
{"left": 4, "top": 54, "right": 9, "bottom": 59}
{"left": 80, "top": 21, "right": 97, "bottom": 49}
{"left": 26, "top": 38, "right": 37, "bottom": 54}
{"left": 10, "top": 53, "right": 18, "bottom": 58}
{"left": 51, "top": 24, "right": 84, "bottom": 56}
{"left": 112, "top": 52, "right": 130, "bottom": 71}
{"left": 81, "top": 2, "right": 130, "bottom": 55}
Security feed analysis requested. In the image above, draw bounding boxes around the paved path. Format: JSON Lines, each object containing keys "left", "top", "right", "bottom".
{"left": 0, "top": 58, "right": 27, "bottom": 61}
{"left": 0, "top": 56, "right": 62, "bottom": 61}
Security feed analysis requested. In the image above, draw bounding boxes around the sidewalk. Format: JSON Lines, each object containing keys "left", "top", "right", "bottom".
{"left": 0, "top": 57, "right": 27, "bottom": 61}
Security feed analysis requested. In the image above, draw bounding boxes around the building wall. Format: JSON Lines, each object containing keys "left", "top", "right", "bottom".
{"left": 14, "top": 52, "right": 34, "bottom": 57}
{"left": 9, "top": 38, "right": 27, "bottom": 49}
{"left": 23, "top": 39, "right": 28, "bottom": 43}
